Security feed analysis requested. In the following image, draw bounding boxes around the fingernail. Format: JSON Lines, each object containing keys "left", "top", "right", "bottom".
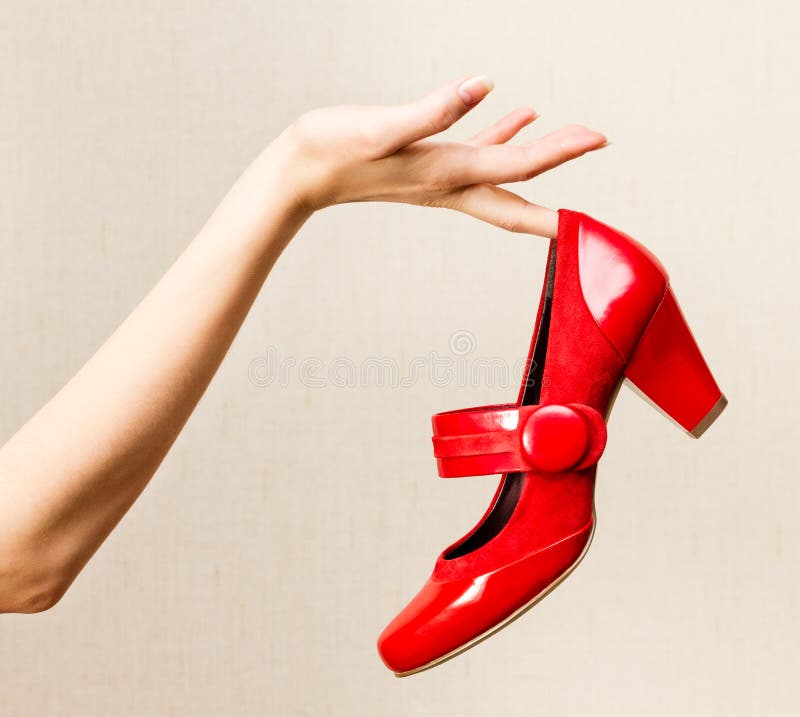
{"left": 587, "top": 132, "right": 608, "bottom": 147}
{"left": 457, "top": 75, "right": 494, "bottom": 106}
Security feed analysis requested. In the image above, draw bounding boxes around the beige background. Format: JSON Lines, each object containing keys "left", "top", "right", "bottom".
{"left": 1, "top": 0, "right": 797, "bottom": 715}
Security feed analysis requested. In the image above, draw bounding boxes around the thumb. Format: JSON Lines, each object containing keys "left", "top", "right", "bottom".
{"left": 374, "top": 75, "right": 494, "bottom": 155}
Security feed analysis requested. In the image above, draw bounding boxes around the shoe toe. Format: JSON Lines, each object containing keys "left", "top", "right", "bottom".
{"left": 378, "top": 523, "right": 594, "bottom": 674}
{"left": 377, "top": 576, "right": 479, "bottom": 675}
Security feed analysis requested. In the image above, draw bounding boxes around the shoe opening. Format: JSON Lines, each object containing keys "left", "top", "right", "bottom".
{"left": 444, "top": 240, "right": 557, "bottom": 560}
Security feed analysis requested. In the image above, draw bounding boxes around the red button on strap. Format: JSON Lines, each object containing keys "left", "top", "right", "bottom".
{"left": 431, "top": 403, "right": 606, "bottom": 478}
{"left": 520, "top": 405, "right": 589, "bottom": 472}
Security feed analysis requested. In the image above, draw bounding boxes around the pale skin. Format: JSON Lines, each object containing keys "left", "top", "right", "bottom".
{"left": 0, "top": 76, "right": 606, "bottom": 613}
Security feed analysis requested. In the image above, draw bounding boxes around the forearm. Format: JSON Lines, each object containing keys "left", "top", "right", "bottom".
{"left": 0, "top": 138, "right": 309, "bottom": 612}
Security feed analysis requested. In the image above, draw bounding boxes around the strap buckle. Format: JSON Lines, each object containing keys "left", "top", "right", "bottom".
{"left": 431, "top": 403, "right": 606, "bottom": 478}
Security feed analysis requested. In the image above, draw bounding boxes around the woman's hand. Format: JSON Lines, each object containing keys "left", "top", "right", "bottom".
{"left": 274, "top": 76, "right": 606, "bottom": 237}
{"left": 0, "top": 78, "right": 605, "bottom": 613}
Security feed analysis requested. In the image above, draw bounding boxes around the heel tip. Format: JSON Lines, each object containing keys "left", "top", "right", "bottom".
{"left": 690, "top": 395, "right": 728, "bottom": 438}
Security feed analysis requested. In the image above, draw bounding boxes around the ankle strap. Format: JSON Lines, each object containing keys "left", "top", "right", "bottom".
{"left": 431, "top": 403, "right": 606, "bottom": 478}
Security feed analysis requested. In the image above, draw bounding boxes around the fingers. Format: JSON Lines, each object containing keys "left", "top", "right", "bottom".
{"left": 444, "top": 124, "right": 607, "bottom": 187}
{"left": 375, "top": 75, "right": 495, "bottom": 155}
{"left": 444, "top": 184, "right": 560, "bottom": 238}
{"left": 524, "top": 123, "right": 609, "bottom": 170}
{"left": 467, "top": 108, "right": 538, "bottom": 147}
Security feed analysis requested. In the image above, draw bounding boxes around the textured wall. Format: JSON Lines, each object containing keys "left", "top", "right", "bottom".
{"left": 1, "top": 1, "right": 797, "bottom": 714}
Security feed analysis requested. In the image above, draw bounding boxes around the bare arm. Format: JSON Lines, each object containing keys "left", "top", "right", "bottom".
{"left": 0, "top": 77, "right": 605, "bottom": 613}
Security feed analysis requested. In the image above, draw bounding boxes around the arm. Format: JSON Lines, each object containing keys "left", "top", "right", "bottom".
{"left": 0, "top": 77, "right": 605, "bottom": 613}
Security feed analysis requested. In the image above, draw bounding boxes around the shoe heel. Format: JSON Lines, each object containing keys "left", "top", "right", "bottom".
{"left": 624, "top": 287, "right": 726, "bottom": 437}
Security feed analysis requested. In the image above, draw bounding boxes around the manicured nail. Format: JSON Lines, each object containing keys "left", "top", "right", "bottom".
{"left": 457, "top": 75, "right": 494, "bottom": 106}
{"left": 586, "top": 132, "right": 608, "bottom": 147}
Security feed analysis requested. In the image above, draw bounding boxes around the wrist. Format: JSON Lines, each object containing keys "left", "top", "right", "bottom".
{"left": 266, "top": 120, "right": 344, "bottom": 212}
{"left": 253, "top": 132, "right": 318, "bottom": 221}
{"left": 195, "top": 137, "right": 315, "bottom": 268}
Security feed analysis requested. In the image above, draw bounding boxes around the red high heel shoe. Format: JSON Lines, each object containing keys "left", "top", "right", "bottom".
{"left": 377, "top": 209, "right": 726, "bottom": 676}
